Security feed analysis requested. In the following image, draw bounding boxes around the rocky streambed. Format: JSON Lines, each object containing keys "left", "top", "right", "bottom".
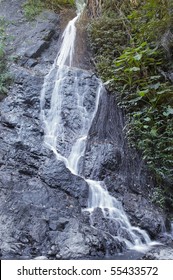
{"left": 0, "top": 0, "right": 173, "bottom": 259}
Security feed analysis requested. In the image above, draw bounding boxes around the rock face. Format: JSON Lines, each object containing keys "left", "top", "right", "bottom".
{"left": 143, "top": 245, "right": 173, "bottom": 260}
{"left": 39, "top": 157, "right": 88, "bottom": 207}
{"left": 82, "top": 92, "right": 167, "bottom": 239}
{"left": 0, "top": 0, "right": 172, "bottom": 260}
{"left": 0, "top": 1, "right": 126, "bottom": 259}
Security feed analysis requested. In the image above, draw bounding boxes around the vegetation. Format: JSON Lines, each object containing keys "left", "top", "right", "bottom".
{"left": 0, "top": 17, "right": 11, "bottom": 99}
{"left": 88, "top": 0, "right": 173, "bottom": 209}
{"left": 23, "top": 0, "right": 75, "bottom": 20}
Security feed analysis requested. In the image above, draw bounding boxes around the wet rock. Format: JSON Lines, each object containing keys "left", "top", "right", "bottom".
{"left": 83, "top": 91, "right": 167, "bottom": 238}
{"left": 39, "top": 156, "right": 89, "bottom": 207}
{"left": 0, "top": 2, "right": 110, "bottom": 260}
{"left": 143, "top": 246, "right": 173, "bottom": 260}
{"left": 40, "top": 67, "right": 101, "bottom": 160}
{"left": 123, "top": 193, "right": 166, "bottom": 238}
{"left": 0, "top": 1, "right": 91, "bottom": 260}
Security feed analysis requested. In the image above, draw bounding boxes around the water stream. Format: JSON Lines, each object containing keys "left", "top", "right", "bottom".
{"left": 40, "top": 0, "right": 158, "bottom": 255}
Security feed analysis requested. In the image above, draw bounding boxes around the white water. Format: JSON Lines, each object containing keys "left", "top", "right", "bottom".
{"left": 40, "top": 0, "right": 158, "bottom": 254}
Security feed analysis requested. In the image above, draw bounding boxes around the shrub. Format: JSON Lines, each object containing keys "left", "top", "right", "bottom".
{"left": 88, "top": 0, "right": 173, "bottom": 209}
{"left": 23, "top": 0, "right": 75, "bottom": 20}
{"left": 0, "top": 17, "right": 11, "bottom": 98}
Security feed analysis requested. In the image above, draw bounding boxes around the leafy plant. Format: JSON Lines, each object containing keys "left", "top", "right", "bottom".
{"left": 88, "top": 0, "right": 173, "bottom": 209}
{"left": 0, "top": 17, "right": 11, "bottom": 98}
{"left": 23, "top": 0, "right": 44, "bottom": 20}
{"left": 23, "top": 0, "right": 75, "bottom": 20}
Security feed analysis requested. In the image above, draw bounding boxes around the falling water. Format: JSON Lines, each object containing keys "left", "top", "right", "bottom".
{"left": 40, "top": 0, "right": 157, "bottom": 254}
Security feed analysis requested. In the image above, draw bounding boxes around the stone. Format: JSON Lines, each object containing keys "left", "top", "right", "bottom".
{"left": 56, "top": 254, "right": 62, "bottom": 259}
{"left": 25, "top": 59, "right": 38, "bottom": 68}
{"left": 39, "top": 156, "right": 89, "bottom": 207}
{"left": 25, "top": 40, "right": 49, "bottom": 58}
{"left": 143, "top": 246, "right": 173, "bottom": 260}
{"left": 56, "top": 218, "right": 69, "bottom": 231}
{"left": 123, "top": 193, "right": 166, "bottom": 238}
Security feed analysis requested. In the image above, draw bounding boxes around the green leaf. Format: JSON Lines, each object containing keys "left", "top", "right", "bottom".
{"left": 141, "top": 42, "right": 147, "bottom": 47}
{"left": 134, "top": 53, "right": 142, "bottom": 61}
{"left": 127, "top": 96, "right": 142, "bottom": 103}
{"left": 113, "top": 67, "right": 124, "bottom": 72}
{"left": 137, "top": 89, "right": 149, "bottom": 96}
{"left": 129, "top": 67, "right": 140, "bottom": 72}
{"left": 150, "top": 128, "right": 157, "bottom": 137}
{"left": 150, "top": 75, "right": 161, "bottom": 80}
{"left": 144, "top": 117, "right": 151, "bottom": 122}
{"left": 163, "top": 106, "right": 173, "bottom": 116}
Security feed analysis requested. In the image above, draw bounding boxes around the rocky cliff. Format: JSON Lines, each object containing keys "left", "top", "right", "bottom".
{"left": 0, "top": 0, "right": 173, "bottom": 259}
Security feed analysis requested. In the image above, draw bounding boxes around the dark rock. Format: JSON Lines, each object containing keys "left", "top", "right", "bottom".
{"left": 0, "top": 3, "right": 90, "bottom": 259}
{"left": 83, "top": 91, "right": 167, "bottom": 238}
{"left": 56, "top": 218, "right": 69, "bottom": 231}
{"left": 0, "top": 19, "right": 108, "bottom": 260}
{"left": 123, "top": 193, "right": 166, "bottom": 238}
{"left": 53, "top": 219, "right": 90, "bottom": 259}
{"left": 25, "top": 59, "right": 38, "bottom": 68}
{"left": 142, "top": 245, "right": 173, "bottom": 260}
{"left": 80, "top": 224, "right": 126, "bottom": 257}
{"left": 25, "top": 40, "right": 49, "bottom": 58}
{"left": 39, "top": 156, "right": 89, "bottom": 207}
{"left": 49, "top": 218, "right": 69, "bottom": 231}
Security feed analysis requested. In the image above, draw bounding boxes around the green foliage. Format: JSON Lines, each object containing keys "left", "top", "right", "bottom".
{"left": 23, "top": 0, "right": 44, "bottom": 20}
{"left": 88, "top": 0, "right": 173, "bottom": 209}
{"left": 23, "top": 0, "right": 75, "bottom": 20}
{"left": 88, "top": 13, "right": 129, "bottom": 80}
{"left": 128, "top": 0, "right": 172, "bottom": 43}
{"left": 0, "top": 17, "right": 11, "bottom": 98}
{"left": 151, "top": 187, "right": 166, "bottom": 208}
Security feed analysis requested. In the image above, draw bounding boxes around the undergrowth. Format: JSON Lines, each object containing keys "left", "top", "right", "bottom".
{"left": 88, "top": 0, "right": 173, "bottom": 209}
{"left": 0, "top": 17, "right": 11, "bottom": 99}
{"left": 23, "top": 0, "right": 75, "bottom": 20}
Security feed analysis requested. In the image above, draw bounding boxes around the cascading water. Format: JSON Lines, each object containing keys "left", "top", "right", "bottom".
{"left": 40, "top": 0, "right": 158, "bottom": 255}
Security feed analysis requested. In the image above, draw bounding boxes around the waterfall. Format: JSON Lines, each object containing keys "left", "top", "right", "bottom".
{"left": 40, "top": 0, "right": 158, "bottom": 255}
